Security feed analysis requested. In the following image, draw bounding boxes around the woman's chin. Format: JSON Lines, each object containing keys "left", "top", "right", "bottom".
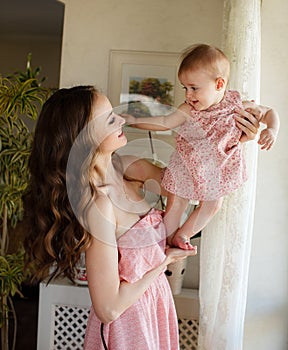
{"left": 118, "top": 133, "right": 127, "bottom": 146}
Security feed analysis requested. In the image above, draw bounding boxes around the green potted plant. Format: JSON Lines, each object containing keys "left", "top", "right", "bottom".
{"left": 0, "top": 54, "right": 50, "bottom": 350}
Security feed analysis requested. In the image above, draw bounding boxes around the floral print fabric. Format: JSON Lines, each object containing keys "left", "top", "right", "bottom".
{"left": 162, "top": 90, "right": 247, "bottom": 201}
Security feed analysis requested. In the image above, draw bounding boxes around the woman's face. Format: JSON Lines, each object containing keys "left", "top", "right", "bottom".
{"left": 92, "top": 94, "right": 127, "bottom": 153}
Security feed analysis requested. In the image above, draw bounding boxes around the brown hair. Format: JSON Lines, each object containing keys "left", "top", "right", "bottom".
{"left": 178, "top": 43, "right": 230, "bottom": 80}
{"left": 24, "top": 85, "right": 99, "bottom": 283}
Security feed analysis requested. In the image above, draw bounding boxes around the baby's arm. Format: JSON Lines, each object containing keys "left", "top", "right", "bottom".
{"left": 257, "top": 106, "right": 280, "bottom": 150}
{"left": 243, "top": 101, "right": 280, "bottom": 150}
{"left": 122, "top": 102, "right": 189, "bottom": 131}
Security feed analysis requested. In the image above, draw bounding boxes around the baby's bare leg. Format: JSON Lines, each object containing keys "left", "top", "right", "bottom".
{"left": 164, "top": 193, "right": 189, "bottom": 245}
{"left": 172, "top": 198, "right": 223, "bottom": 250}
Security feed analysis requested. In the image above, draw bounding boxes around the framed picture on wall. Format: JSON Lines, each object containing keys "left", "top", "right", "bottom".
{"left": 107, "top": 50, "right": 183, "bottom": 115}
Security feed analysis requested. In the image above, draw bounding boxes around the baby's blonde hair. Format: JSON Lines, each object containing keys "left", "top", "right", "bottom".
{"left": 178, "top": 44, "right": 230, "bottom": 81}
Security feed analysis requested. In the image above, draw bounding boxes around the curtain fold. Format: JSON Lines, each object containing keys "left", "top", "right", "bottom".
{"left": 198, "top": 1, "right": 261, "bottom": 349}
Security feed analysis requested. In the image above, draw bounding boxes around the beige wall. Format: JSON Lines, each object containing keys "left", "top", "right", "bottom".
{"left": 0, "top": 34, "right": 62, "bottom": 89}
{"left": 59, "top": 1, "right": 288, "bottom": 349}
{"left": 59, "top": 0, "right": 224, "bottom": 90}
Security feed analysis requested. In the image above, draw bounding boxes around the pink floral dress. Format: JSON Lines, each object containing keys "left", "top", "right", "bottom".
{"left": 83, "top": 209, "right": 179, "bottom": 350}
{"left": 162, "top": 90, "right": 247, "bottom": 201}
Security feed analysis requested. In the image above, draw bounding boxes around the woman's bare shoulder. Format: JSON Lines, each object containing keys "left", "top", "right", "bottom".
{"left": 86, "top": 192, "right": 115, "bottom": 224}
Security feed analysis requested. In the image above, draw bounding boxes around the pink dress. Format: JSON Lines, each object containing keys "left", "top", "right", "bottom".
{"left": 162, "top": 90, "right": 247, "bottom": 201}
{"left": 83, "top": 209, "right": 179, "bottom": 350}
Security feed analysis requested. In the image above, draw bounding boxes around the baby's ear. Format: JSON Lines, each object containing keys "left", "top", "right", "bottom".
{"left": 215, "top": 77, "right": 225, "bottom": 90}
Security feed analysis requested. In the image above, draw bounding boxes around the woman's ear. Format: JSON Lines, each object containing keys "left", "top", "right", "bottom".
{"left": 216, "top": 77, "right": 225, "bottom": 90}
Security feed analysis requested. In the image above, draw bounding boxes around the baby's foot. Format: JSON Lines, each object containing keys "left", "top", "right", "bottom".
{"left": 170, "top": 233, "right": 195, "bottom": 250}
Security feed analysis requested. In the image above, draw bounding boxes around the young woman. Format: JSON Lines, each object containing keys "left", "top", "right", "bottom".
{"left": 24, "top": 86, "right": 197, "bottom": 349}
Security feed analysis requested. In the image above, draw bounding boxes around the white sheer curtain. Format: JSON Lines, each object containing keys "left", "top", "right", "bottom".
{"left": 198, "top": 1, "right": 261, "bottom": 349}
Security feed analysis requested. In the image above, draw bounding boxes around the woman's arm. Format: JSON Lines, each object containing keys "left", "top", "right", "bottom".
{"left": 121, "top": 155, "right": 169, "bottom": 196}
{"left": 85, "top": 195, "right": 195, "bottom": 324}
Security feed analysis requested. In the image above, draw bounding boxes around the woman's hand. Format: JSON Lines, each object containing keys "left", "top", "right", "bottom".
{"left": 235, "top": 107, "right": 260, "bottom": 143}
{"left": 242, "top": 100, "right": 267, "bottom": 121}
{"left": 164, "top": 246, "right": 197, "bottom": 265}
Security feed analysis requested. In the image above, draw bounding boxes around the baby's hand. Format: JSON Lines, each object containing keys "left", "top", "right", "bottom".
{"left": 120, "top": 113, "right": 136, "bottom": 126}
{"left": 165, "top": 246, "right": 197, "bottom": 265}
{"left": 258, "top": 127, "right": 277, "bottom": 150}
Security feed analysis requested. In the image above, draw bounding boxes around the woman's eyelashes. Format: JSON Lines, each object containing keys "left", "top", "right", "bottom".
{"left": 108, "top": 114, "right": 116, "bottom": 125}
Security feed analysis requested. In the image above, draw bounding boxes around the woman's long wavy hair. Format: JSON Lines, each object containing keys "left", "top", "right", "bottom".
{"left": 24, "top": 85, "right": 101, "bottom": 283}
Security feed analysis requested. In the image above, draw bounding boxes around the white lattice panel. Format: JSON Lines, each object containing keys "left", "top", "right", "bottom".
{"left": 52, "top": 311, "right": 198, "bottom": 350}
{"left": 37, "top": 279, "right": 91, "bottom": 350}
{"left": 178, "top": 319, "right": 199, "bottom": 350}
{"left": 53, "top": 305, "right": 90, "bottom": 349}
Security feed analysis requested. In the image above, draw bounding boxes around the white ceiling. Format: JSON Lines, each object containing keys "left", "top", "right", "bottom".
{"left": 0, "top": 0, "right": 64, "bottom": 37}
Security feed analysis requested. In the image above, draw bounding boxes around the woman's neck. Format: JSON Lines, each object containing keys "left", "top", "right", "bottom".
{"left": 92, "top": 153, "right": 120, "bottom": 186}
{"left": 97, "top": 154, "right": 150, "bottom": 211}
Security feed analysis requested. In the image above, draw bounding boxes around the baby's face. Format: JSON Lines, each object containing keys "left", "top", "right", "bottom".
{"left": 179, "top": 69, "right": 225, "bottom": 111}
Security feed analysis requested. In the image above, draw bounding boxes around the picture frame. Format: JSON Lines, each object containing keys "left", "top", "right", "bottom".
{"left": 107, "top": 49, "right": 183, "bottom": 111}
